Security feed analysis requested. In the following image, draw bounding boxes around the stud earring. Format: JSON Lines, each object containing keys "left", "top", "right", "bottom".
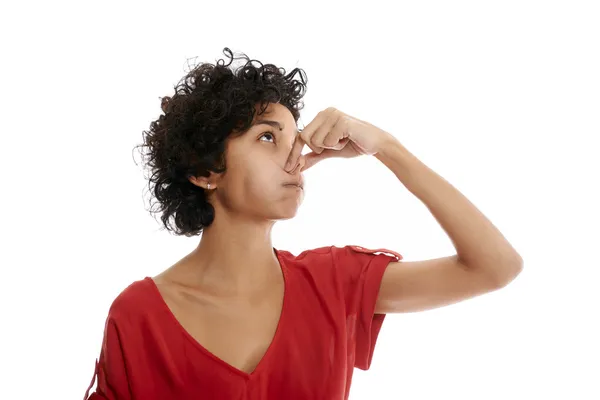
{"left": 207, "top": 183, "right": 211, "bottom": 190}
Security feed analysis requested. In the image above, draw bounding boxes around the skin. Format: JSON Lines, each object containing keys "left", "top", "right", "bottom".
{"left": 153, "top": 102, "right": 306, "bottom": 374}
{"left": 151, "top": 102, "right": 523, "bottom": 375}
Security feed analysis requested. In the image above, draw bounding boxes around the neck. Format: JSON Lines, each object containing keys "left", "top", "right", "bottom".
{"left": 186, "top": 209, "right": 280, "bottom": 295}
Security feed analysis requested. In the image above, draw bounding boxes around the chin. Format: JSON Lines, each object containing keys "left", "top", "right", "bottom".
{"left": 275, "top": 208, "right": 300, "bottom": 221}
{"left": 278, "top": 212, "right": 298, "bottom": 221}
{"left": 269, "top": 203, "right": 302, "bottom": 221}
{"left": 258, "top": 192, "right": 304, "bottom": 221}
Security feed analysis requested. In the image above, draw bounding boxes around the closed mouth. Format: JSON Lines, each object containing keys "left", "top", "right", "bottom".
{"left": 283, "top": 183, "right": 303, "bottom": 189}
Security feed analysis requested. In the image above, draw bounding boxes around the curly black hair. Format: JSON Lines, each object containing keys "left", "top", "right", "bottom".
{"left": 134, "top": 48, "right": 308, "bottom": 237}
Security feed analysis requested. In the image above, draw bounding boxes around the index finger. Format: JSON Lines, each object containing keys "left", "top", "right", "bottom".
{"left": 285, "top": 110, "right": 329, "bottom": 171}
{"left": 285, "top": 134, "right": 305, "bottom": 171}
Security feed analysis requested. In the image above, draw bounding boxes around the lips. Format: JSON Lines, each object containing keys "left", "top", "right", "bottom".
{"left": 283, "top": 181, "right": 304, "bottom": 189}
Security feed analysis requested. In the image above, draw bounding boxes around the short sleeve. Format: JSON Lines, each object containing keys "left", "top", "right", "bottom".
{"left": 84, "top": 317, "right": 131, "bottom": 400}
{"left": 331, "top": 245, "right": 403, "bottom": 370}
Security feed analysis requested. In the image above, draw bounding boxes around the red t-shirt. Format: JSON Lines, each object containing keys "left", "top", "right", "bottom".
{"left": 84, "top": 245, "right": 403, "bottom": 400}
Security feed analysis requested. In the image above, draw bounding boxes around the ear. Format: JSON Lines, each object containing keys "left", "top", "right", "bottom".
{"left": 188, "top": 174, "right": 216, "bottom": 190}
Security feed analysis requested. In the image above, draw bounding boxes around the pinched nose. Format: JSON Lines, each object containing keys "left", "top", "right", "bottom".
{"left": 295, "top": 154, "right": 307, "bottom": 172}
{"left": 285, "top": 154, "right": 306, "bottom": 174}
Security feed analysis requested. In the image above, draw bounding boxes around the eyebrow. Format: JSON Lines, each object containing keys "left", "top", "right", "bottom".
{"left": 254, "top": 120, "right": 300, "bottom": 136}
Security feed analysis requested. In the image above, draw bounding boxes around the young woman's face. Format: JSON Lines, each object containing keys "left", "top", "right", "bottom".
{"left": 212, "top": 102, "right": 307, "bottom": 221}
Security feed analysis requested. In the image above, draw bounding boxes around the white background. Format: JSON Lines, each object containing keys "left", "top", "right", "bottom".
{"left": 1, "top": 1, "right": 599, "bottom": 399}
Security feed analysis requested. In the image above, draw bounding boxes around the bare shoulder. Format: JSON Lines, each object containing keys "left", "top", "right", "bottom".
{"left": 151, "top": 254, "right": 194, "bottom": 291}
{"left": 150, "top": 266, "right": 191, "bottom": 304}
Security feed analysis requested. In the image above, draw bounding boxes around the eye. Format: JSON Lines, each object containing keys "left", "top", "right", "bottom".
{"left": 259, "top": 132, "right": 275, "bottom": 143}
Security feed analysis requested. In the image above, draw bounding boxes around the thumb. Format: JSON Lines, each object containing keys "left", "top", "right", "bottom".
{"left": 301, "top": 149, "right": 338, "bottom": 171}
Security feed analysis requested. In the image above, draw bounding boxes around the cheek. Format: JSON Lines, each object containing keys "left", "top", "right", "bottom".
{"left": 242, "top": 165, "right": 280, "bottom": 195}
{"left": 230, "top": 157, "right": 281, "bottom": 198}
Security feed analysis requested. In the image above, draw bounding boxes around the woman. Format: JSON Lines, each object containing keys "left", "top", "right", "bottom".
{"left": 84, "top": 48, "right": 523, "bottom": 399}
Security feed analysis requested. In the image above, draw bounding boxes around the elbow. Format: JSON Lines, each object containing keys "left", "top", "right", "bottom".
{"left": 493, "top": 256, "right": 524, "bottom": 288}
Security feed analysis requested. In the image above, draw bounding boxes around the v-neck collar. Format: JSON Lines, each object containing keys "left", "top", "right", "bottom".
{"left": 145, "top": 247, "right": 289, "bottom": 379}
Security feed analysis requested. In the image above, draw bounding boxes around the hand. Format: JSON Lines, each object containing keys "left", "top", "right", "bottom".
{"left": 284, "top": 107, "right": 394, "bottom": 172}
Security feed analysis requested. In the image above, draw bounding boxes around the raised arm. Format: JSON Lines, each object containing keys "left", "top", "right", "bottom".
{"left": 284, "top": 107, "right": 523, "bottom": 314}
{"left": 373, "top": 136, "right": 523, "bottom": 313}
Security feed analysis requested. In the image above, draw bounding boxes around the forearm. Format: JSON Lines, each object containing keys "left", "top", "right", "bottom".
{"left": 374, "top": 134, "right": 523, "bottom": 285}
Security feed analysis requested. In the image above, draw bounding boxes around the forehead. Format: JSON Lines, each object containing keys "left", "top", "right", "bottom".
{"left": 253, "top": 103, "right": 296, "bottom": 125}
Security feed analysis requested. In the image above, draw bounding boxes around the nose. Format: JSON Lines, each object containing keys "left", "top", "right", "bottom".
{"left": 286, "top": 153, "right": 306, "bottom": 174}
{"left": 283, "top": 136, "right": 306, "bottom": 173}
{"left": 295, "top": 154, "right": 306, "bottom": 172}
